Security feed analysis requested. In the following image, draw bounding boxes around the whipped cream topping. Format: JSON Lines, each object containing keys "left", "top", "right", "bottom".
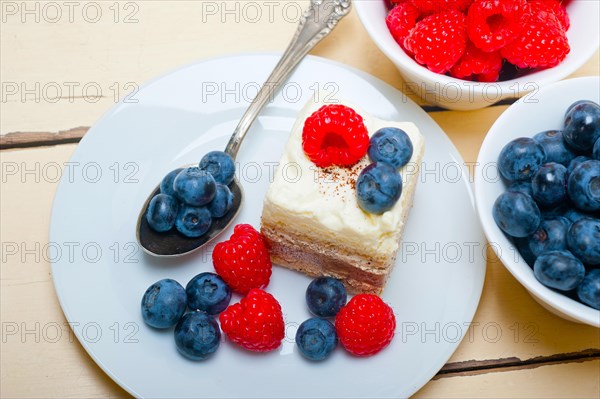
{"left": 263, "top": 99, "right": 425, "bottom": 258}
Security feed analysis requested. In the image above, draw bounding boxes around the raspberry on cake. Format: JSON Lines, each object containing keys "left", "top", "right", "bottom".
{"left": 260, "top": 98, "right": 425, "bottom": 295}
{"left": 302, "top": 104, "right": 369, "bottom": 167}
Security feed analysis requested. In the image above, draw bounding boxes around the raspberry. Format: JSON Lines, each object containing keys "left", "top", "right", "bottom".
{"left": 335, "top": 294, "right": 396, "bottom": 356}
{"left": 450, "top": 41, "right": 503, "bottom": 82}
{"left": 386, "top": 3, "right": 421, "bottom": 49}
{"left": 500, "top": 10, "right": 569, "bottom": 68}
{"left": 404, "top": 9, "right": 467, "bottom": 74}
{"left": 527, "top": 0, "right": 570, "bottom": 30}
{"left": 411, "top": 0, "right": 473, "bottom": 14}
{"left": 219, "top": 289, "right": 284, "bottom": 352}
{"left": 477, "top": 70, "right": 502, "bottom": 83}
{"left": 212, "top": 224, "right": 272, "bottom": 294}
{"left": 302, "top": 105, "right": 369, "bottom": 168}
{"left": 467, "top": 0, "right": 527, "bottom": 53}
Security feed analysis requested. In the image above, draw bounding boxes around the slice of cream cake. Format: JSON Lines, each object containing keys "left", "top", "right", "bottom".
{"left": 260, "top": 98, "right": 425, "bottom": 294}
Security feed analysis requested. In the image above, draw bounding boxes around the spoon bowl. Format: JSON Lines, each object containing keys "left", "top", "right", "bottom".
{"left": 136, "top": 175, "right": 243, "bottom": 257}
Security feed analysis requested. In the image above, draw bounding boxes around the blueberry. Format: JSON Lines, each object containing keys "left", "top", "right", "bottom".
{"left": 368, "top": 127, "right": 414, "bottom": 169}
{"left": 567, "top": 218, "right": 600, "bottom": 265}
{"left": 498, "top": 137, "right": 546, "bottom": 181}
{"left": 563, "top": 101, "right": 600, "bottom": 153}
{"left": 146, "top": 194, "right": 179, "bottom": 233}
{"left": 174, "top": 311, "right": 221, "bottom": 360}
{"left": 563, "top": 208, "right": 594, "bottom": 223}
{"left": 531, "top": 163, "right": 568, "bottom": 208}
{"left": 295, "top": 318, "right": 338, "bottom": 361}
{"left": 513, "top": 236, "right": 537, "bottom": 268}
{"left": 356, "top": 162, "right": 402, "bottom": 214}
{"left": 141, "top": 279, "right": 187, "bottom": 329}
{"left": 207, "top": 184, "right": 234, "bottom": 218}
{"left": 159, "top": 168, "right": 184, "bottom": 197}
{"left": 567, "top": 160, "right": 600, "bottom": 212}
{"left": 565, "top": 100, "right": 599, "bottom": 116}
{"left": 577, "top": 269, "right": 600, "bottom": 310}
{"left": 175, "top": 205, "right": 212, "bottom": 238}
{"left": 533, "top": 250, "right": 585, "bottom": 291}
{"left": 567, "top": 155, "right": 591, "bottom": 175}
{"left": 594, "top": 138, "right": 600, "bottom": 160}
{"left": 186, "top": 272, "right": 232, "bottom": 315}
{"left": 492, "top": 192, "right": 541, "bottom": 238}
{"left": 173, "top": 167, "right": 216, "bottom": 206}
{"left": 533, "top": 130, "right": 576, "bottom": 166}
{"left": 305, "top": 277, "right": 347, "bottom": 317}
{"left": 199, "top": 151, "right": 236, "bottom": 185}
{"left": 541, "top": 202, "right": 570, "bottom": 219}
{"left": 507, "top": 181, "right": 533, "bottom": 197}
{"left": 528, "top": 217, "right": 569, "bottom": 257}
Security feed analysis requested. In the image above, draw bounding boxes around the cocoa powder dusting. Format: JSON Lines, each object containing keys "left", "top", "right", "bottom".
{"left": 316, "top": 161, "right": 364, "bottom": 197}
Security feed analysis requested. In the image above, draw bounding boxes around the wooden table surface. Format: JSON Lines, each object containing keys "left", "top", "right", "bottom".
{"left": 1, "top": 1, "right": 599, "bottom": 397}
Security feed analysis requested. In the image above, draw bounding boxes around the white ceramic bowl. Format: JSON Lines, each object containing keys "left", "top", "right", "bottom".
{"left": 475, "top": 76, "right": 600, "bottom": 327}
{"left": 355, "top": 0, "right": 600, "bottom": 111}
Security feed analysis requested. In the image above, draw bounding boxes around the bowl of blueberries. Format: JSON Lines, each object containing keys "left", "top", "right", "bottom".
{"left": 475, "top": 76, "right": 599, "bottom": 327}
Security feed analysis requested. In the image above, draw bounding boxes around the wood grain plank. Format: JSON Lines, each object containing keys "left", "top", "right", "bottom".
{"left": 437, "top": 348, "right": 600, "bottom": 378}
{"left": 0, "top": 127, "right": 89, "bottom": 149}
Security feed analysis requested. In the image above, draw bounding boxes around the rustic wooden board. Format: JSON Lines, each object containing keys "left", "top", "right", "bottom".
{"left": 2, "top": 1, "right": 599, "bottom": 397}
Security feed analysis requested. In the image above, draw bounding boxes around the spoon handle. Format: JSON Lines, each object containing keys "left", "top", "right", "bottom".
{"left": 224, "top": 0, "right": 351, "bottom": 159}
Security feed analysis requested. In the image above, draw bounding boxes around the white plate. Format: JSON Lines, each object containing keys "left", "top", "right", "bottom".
{"left": 475, "top": 76, "right": 600, "bottom": 327}
{"left": 50, "top": 54, "right": 486, "bottom": 398}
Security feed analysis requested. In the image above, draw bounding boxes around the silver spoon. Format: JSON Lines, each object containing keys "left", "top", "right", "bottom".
{"left": 136, "top": 0, "right": 351, "bottom": 257}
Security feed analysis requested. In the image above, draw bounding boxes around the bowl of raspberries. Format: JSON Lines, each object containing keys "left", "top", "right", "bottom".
{"left": 355, "top": 0, "right": 599, "bottom": 110}
{"left": 475, "top": 76, "right": 599, "bottom": 327}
